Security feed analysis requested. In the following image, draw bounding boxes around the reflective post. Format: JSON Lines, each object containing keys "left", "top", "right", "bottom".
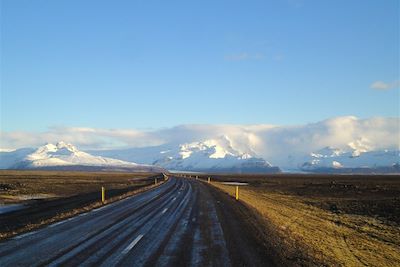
{"left": 235, "top": 186, "right": 239, "bottom": 200}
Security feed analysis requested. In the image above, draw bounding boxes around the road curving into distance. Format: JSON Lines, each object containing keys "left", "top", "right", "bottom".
{"left": 0, "top": 177, "right": 274, "bottom": 266}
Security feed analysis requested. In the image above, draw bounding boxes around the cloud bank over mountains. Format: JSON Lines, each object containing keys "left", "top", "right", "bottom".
{"left": 1, "top": 116, "right": 399, "bottom": 167}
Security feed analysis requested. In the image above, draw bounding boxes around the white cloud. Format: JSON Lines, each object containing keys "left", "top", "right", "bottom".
{"left": 252, "top": 116, "right": 399, "bottom": 166}
{"left": 1, "top": 116, "right": 399, "bottom": 167}
{"left": 0, "top": 127, "right": 161, "bottom": 151}
{"left": 370, "top": 80, "right": 400, "bottom": 90}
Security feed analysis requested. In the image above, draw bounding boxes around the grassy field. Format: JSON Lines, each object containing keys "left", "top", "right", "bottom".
{"left": 205, "top": 174, "right": 400, "bottom": 266}
{"left": 0, "top": 170, "right": 165, "bottom": 239}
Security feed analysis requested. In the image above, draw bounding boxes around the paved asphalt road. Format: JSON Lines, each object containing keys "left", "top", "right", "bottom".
{"left": 0, "top": 177, "right": 274, "bottom": 266}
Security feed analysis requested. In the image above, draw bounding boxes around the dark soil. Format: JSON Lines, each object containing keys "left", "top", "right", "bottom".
{"left": 194, "top": 173, "right": 400, "bottom": 224}
{"left": 0, "top": 171, "right": 165, "bottom": 239}
{"left": 0, "top": 184, "right": 149, "bottom": 235}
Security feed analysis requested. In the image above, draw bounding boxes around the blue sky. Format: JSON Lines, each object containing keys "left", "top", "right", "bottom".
{"left": 1, "top": 0, "right": 399, "bottom": 132}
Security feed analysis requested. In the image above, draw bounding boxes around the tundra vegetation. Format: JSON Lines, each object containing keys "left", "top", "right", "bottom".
{"left": 209, "top": 174, "right": 400, "bottom": 266}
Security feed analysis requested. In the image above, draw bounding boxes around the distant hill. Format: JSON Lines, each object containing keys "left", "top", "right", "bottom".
{"left": 300, "top": 147, "right": 400, "bottom": 174}
{"left": 0, "top": 141, "right": 163, "bottom": 172}
{"left": 91, "top": 136, "right": 281, "bottom": 173}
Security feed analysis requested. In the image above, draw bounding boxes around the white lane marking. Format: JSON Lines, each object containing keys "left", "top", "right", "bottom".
{"left": 122, "top": 234, "right": 144, "bottom": 254}
{"left": 161, "top": 208, "right": 168, "bottom": 214}
{"left": 77, "top": 212, "right": 88, "bottom": 217}
{"left": 172, "top": 197, "right": 177, "bottom": 202}
{"left": 49, "top": 221, "right": 66, "bottom": 228}
{"left": 93, "top": 205, "right": 107, "bottom": 212}
{"left": 13, "top": 230, "right": 37, "bottom": 240}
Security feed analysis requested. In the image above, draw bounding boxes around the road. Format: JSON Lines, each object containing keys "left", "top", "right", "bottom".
{"left": 0, "top": 177, "right": 274, "bottom": 266}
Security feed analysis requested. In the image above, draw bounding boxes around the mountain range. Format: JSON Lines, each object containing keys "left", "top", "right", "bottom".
{"left": 300, "top": 147, "right": 399, "bottom": 173}
{"left": 91, "top": 136, "right": 279, "bottom": 173}
{"left": 0, "top": 141, "right": 162, "bottom": 172}
{"left": 0, "top": 139, "right": 398, "bottom": 173}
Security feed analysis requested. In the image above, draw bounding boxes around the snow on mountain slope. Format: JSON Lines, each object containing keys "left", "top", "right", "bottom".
{"left": 91, "top": 136, "right": 280, "bottom": 173}
{"left": 301, "top": 147, "right": 400, "bottom": 171}
{"left": 0, "top": 142, "right": 159, "bottom": 171}
{"left": 23, "top": 141, "right": 138, "bottom": 167}
{"left": 0, "top": 148, "right": 35, "bottom": 169}
{"left": 91, "top": 135, "right": 399, "bottom": 173}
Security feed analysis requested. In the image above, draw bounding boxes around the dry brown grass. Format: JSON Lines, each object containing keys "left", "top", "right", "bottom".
{"left": 212, "top": 182, "right": 400, "bottom": 266}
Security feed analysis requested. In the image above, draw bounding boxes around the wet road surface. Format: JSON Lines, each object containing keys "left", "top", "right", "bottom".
{"left": 0, "top": 177, "right": 274, "bottom": 266}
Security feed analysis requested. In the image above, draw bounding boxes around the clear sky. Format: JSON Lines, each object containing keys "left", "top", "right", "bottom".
{"left": 1, "top": 0, "right": 399, "bottom": 131}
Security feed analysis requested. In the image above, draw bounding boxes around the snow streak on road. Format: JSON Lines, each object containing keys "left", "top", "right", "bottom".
{"left": 0, "top": 177, "right": 273, "bottom": 266}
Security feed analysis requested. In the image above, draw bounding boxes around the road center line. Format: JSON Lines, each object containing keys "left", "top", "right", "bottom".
{"left": 122, "top": 234, "right": 144, "bottom": 254}
{"left": 162, "top": 208, "right": 168, "bottom": 214}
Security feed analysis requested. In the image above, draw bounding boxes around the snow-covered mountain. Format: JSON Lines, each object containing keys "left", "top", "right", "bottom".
{"left": 2, "top": 139, "right": 398, "bottom": 173}
{"left": 151, "top": 136, "right": 279, "bottom": 172}
{"left": 301, "top": 147, "right": 400, "bottom": 173}
{"left": 91, "top": 140, "right": 399, "bottom": 173}
{"left": 2, "top": 116, "right": 399, "bottom": 173}
{"left": 91, "top": 136, "right": 280, "bottom": 173}
{"left": 0, "top": 141, "right": 162, "bottom": 172}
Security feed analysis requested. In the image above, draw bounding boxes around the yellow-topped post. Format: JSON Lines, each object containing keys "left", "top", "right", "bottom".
{"left": 235, "top": 186, "right": 239, "bottom": 200}
{"left": 101, "top": 186, "right": 105, "bottom": 203}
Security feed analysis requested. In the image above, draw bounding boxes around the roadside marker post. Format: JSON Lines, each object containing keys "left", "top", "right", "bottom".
{"left": 101, "top": 186, "right": 105, "bottom": 204}
{"left": 208, "top": 177, "right": 210, "bottom": 183}
{"left": 235, "top": 186, "right": 239, "bottom": 200}
{"left": 221, "top": 182, "right": 247, "bottom": 201}
{"left": 155, "top": 178, "right": 158, "bottom": 185}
